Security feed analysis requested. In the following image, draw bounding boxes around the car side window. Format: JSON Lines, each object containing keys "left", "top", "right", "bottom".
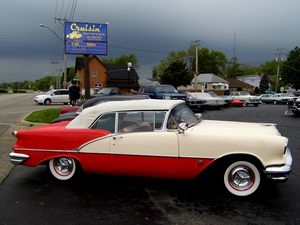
{"left": 90, "top": 113, "right": 116, "bottom": 133}
{"left": 155, "top": 111, "right": 166, "bottom": 130}
{"left": 118, "top": 111, "right": 154, "bottom": 133}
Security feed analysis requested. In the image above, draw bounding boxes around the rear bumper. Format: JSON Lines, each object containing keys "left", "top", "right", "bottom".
{"left": 9, "top": 152, "right": 29, "bottom": 165}
{"left": 264, "top": 148, "right": 293, "bottom": 182}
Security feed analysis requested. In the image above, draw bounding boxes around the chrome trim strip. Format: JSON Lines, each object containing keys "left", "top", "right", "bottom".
{"left": 76, "top": 134, "right": 112, "bottom": 151}
{"left": 13, "top": 147, "right": 78, "bottom": 153}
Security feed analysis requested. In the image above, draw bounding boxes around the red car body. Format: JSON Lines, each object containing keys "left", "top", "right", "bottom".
{"left": 60, "top": 106, "right": 80, "bottom": 114}
{"left": 230, "top": 99, "right": 245, "bottom": 107}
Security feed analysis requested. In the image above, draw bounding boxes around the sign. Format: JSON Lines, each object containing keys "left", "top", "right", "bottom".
{"left": 65, "top": 22, "right": 107, "bottom": 55}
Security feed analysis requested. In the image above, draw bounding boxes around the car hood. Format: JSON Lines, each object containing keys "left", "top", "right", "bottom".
{"left": 192, "top": 119, "right": 281, "bottom": 137}
{"left": 157, "top": 93, "right": 186, "bottom": 96}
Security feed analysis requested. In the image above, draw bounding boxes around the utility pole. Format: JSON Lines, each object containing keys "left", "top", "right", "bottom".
{"left": 191, "top": 40, "right": 200, "bottom": 92}
{"left": 55, "top": 17, "right": 68, "bottom": 89}
{"left": 275, "top": 48, "right": 285, "bottom": 93}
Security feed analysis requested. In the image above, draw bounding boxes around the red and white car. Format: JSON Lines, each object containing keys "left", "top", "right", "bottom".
{"left": 9, "top": 99, "right": 292, "bottom": 196}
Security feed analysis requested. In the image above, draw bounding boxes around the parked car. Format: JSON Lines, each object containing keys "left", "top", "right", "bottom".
{"left": 94, "top": 87, "right": 122, "bottom": 96}
{"left": 142, "top": 85, "right": 187, "bottom": 100}
{"left": 288, "top": 96, "right": 300, "bottom": 116}
{"left": 186, "top": 92, "right": 225, "bottom": 109}
{"left": 229, "top": 91, "right": 261, "bottom": 107}
{"left": 10, "top": 99, "right": 292, "bottom": 197}
{"left": 230, "top": 98, "right": 245, "bottom": 107}
{"left": 33, "top": 89, "right": 70, "bottom": 105}
{"left": 260, "top": 93, "right": 296, "bottom": 104}
{"left": 51, "top": 94, "right": 150, "bottom": 123}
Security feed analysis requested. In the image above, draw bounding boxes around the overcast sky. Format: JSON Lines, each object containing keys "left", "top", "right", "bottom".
{"left": 1, "top": 0, "right": 300, "bottom": 83}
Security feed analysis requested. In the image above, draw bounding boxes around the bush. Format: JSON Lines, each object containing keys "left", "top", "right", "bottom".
{"left": 0, "top": 89, "right": 8, "bottom": 93}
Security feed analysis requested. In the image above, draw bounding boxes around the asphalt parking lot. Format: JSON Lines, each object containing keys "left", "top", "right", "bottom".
{"left": 0, "top": 104, "right": 299, "bottom": 225}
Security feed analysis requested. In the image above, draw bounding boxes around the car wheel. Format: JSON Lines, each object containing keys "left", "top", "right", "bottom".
{"left": 254, "top": 103, "right": 259, "bottom": 107}
{"left": 49, "top": 157, "right": 76, "bottom": 180}
{"left": 273, "top": 100, "right": 277, "bottom": 105}
{"left": 242, "top": 102, "right": 247, "bottom": 107}
{"left": 224, "top": 161, "right": 261, "bottom": 196}
{"left": 44, "top": 99, "right": 51, "bottom": 105}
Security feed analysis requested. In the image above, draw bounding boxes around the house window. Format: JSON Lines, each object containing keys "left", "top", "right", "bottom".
{"left": 204, "top": 84, "right": 208, "bottom": 89}
{"left": 91, "top": 70, "right": 98, "bottom": 77}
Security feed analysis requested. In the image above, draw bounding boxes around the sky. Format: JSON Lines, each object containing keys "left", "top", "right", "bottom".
{"left": 0, "top": 0, "right": 300, "bottom": 83}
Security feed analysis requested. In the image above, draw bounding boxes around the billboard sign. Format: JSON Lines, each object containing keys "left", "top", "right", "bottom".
{"left": 65, "top": 22, "right": 107, "bottom": 55}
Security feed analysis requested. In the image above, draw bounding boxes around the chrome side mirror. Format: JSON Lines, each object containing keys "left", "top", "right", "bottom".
{"left": 178, "top": 123, "right": 188, "bottom": 133}
{"left": 195, "top": 113, "right": 202, "bottom": 119}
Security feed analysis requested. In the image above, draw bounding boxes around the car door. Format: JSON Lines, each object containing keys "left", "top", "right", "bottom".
{"left": 109, "top": 111, "right": 179, "bottom": 179}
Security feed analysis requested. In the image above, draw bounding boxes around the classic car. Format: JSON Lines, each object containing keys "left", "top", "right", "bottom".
{"left": 186, "top": 92, "right": 225, "bottom": 109}
{"left": 229, "top": 91, "right": 261, "bottom": 107}
{"left": 10, "top": 99, "right": 292, "bottom": 197}
{"left": 230, "top": 98, "right": 245, "bottom": 107}
{"left": 288, "top": 96, "right": 300, "bottom": 116}
{"left": 259, "top": 93, "right": 296, "bottom": 104}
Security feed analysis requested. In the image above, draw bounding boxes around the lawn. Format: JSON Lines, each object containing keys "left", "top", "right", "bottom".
{"left": 25, "top": 108, "right": 60, "bottom": 123}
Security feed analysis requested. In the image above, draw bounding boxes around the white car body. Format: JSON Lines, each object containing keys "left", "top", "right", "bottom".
{"left": 187, "top": 92, "right": 225, "bottom": 107}
{"left": 34, "top": 89, "right": 70, "bottom": 105}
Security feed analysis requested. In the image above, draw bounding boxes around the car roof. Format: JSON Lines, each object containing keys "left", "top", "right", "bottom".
{"left": 67, "top": 99, "right": 183, "bottom": 129}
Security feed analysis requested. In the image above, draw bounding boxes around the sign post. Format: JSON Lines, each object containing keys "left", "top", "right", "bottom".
{"left": 64, "top": 21, "right": 107, "bottom": 98}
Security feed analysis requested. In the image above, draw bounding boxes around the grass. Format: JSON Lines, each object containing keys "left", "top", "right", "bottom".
{"left": 25, "top": 108, "right": 60, "bottom": 123}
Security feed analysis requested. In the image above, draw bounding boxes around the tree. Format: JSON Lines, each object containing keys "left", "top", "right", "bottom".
{"left": 281, "top": 46, "right": 300, "bottom": 90}
{"left": 102, "top": 54, "right": 139, "bottom": 69}
{"left": 259, "top": 74, "right": 270, "bottom": 93}
{"left": 259, "top": 60, "right": 277, "bottom": 75}
{"left": 159, "top": 60, "right": 193, "bottom": 88}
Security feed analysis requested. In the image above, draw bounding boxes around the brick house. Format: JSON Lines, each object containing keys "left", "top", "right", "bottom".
{"left": 75, "top": 55, "right": 139, "bottom": 94}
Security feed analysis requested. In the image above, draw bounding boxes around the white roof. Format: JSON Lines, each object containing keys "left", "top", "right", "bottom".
{"left": 67, "top": 99, "right": 184, "bottom": 129}
{"left": 192, "top": 73, "right": 228, "bottom": 84}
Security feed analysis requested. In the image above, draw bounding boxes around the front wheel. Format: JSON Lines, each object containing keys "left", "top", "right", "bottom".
{"left": 224, "top": 161, "right": 261, "bottom": 196}
{"left": 49, "top": 157, "right": 76, "bottom": 180}
{"left": 242, "top": 102, "right": 248, "bottom": 107}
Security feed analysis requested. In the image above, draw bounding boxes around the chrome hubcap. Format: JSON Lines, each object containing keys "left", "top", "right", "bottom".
{"left": 54, "top": 157, "right": 73, "bottom": 176}
{"left": 229, "top": 166, "right": 254, "bottom": 191}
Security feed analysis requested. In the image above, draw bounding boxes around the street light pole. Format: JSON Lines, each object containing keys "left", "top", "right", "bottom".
{"left": 191, "top": 40, "right": 200, "bottom": 92}
{"left": 40, "top": 24, "right": 68, "bottom": 89}
{"left": 127, "top": 62, "right": 132, "bottom": 93}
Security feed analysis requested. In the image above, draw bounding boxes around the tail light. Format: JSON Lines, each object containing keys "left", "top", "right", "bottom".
{"left": 12, "top": 131, "right": 18, "bottom": 137}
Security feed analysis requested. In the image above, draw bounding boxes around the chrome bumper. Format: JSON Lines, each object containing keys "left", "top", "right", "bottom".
{"left": 9, "top": 152, "right": 29, "bottom": 165}
{"left": 264, "top": 148, "right": 293, "bottom": 182}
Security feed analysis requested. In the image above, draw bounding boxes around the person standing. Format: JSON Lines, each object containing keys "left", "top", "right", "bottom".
{"left": 69, "top": 82, "right": 80, "bottom": 106}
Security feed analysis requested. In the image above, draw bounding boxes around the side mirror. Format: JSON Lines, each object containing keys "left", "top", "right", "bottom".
{"left": 195, "top": 113, "right": 202, "bottom": 119}
{"left": 178, "top": 123, "right": 188, "bottom": 132}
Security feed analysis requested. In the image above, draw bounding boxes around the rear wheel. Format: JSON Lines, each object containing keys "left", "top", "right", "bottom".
{"left": 223, "top": 161, "right": 261, "bottom": 196}
{"left": 242, "top": 102, "right": 247, "bottom": 107}
{"left": 49, "top": 157, "right": 76, "bottom": 180}
{"left": 273, "top": 100, "right": 277, "bottom": 105}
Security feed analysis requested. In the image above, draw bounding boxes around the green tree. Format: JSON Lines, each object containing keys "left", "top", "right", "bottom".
{"left": 259, "top": 60, "right": 277, "bottom": 75}
{"left": 281, "top": 46, "right": 300, "bottom": 90}
{"left": 32, "top": 76, "right": 57, "bottom": 91}
{"left": 259, "top": 74, "right": 270, "bottom": 93}
{"left": 102, "top": 54, "right": 139, "bottom": 69}
{"left": 159, "top": 60, "right": 193, "bottom": 88}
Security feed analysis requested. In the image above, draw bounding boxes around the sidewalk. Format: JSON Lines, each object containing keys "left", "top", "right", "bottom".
{"left": 0, "top": 122, "right": 34, "bottom": 184}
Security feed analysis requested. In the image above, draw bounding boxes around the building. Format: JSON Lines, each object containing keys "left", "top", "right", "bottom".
{"left": 236, "top": 74, "right": 261, "bottom": 88}
{"left": 190, "top": 73, "right": 229, "bottom": 91}
{"left": 224, "top": 78, "right": 255, "bottom": 92}
{"left": 75, "top": 55, "right": 139, "bottom": 94}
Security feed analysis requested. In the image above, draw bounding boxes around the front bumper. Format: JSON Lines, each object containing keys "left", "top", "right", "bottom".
{"left": 9, "top": 152, "right": 29, "bottom": 165}
{"left": 264, "top": 148, "right": 293, "bottom": 182}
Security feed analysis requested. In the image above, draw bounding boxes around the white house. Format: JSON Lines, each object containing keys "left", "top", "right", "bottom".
{"left": 236, "top": 75, "right": 261, "bottom": 88}
{"left": 189, "top": 73, "right": 229, "bottom": 91}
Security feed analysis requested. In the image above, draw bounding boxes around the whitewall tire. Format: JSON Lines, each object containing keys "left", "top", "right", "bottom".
{"left": 224, "top": 161, "right": 261, "bottom": 196}
{"left": 49, "top": 157, "right": 76, "bottom": 180}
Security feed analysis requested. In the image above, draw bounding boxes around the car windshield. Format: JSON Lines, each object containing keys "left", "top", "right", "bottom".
{"left": 167, "top": 103, "right": 199, "bottom": 129}
{"left": 156, "top": 86, "right": 177, "bottom": 93}
{"left": 208, "top": 92, "right": 217, "bottom": 97}
{"left": 43, "top": 90, "right": 53, "bottom": 95}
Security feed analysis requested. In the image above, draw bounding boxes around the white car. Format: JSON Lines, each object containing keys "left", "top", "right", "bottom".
{"left": 229, "top": 91, "right": 261, "bottom": 107}
{"left": 34, "top": 89, "right": 70, "bottom": 105}
{"left": 260, "top": 93, "right": 296, "bottom": 104}
{"left": 187, "top": 92, "right": 225, "bottom": 108}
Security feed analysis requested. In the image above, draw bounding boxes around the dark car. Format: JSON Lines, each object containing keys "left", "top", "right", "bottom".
{"left": 142, "top": 85, "right": 187, "bottom": 100}
{"left": 51, "top": 94, "right": 149, "bottom": 123}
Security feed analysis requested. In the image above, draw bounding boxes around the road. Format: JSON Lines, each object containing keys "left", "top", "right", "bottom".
{"left": 0, "top": 98, "right": 299, "bottom": 225}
